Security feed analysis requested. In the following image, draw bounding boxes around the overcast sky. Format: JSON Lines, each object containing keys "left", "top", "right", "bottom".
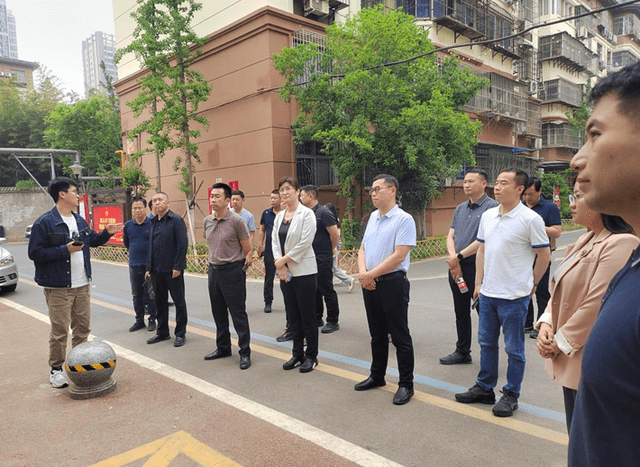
{"left": 7, "top": 0, "right": 116, "bottom": 98}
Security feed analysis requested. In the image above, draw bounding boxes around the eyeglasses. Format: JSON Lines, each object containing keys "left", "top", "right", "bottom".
{"left": 568, "top": 193, "right": 582, "bottom": 205}
{"left": 370, "top": 185, "right": 392, "bottom": 195}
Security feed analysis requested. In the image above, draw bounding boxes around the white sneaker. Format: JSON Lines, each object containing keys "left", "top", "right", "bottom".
{"left": 50, "top": 368, "right": 68, "bottom": 388}
{"left": 348, "top": 279, "right": 355, "bottom": 293}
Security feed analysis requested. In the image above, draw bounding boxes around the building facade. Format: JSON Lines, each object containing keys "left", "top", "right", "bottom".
{"left": 0, "top": 0, "right": 18, "bottom": 59}
{"left": 0, "top": 56, "right": 37, "bottom": 88}
{"left": 113, "top": 0, "right": 640, "bottom": 238}
{"left": 82, "top": 31, "right": 118, "bottom": 98}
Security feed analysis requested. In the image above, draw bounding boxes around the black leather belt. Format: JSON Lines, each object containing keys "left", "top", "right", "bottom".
{"left": 209, "top": 260, "right": 244, "bottom": 270}
{"left": 374, "top": 271, "right": 406, "bottom": 283}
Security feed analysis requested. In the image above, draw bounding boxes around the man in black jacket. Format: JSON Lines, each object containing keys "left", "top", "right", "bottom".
{"left": 145, "top": 192, "right": 189, "bottom": 347}
{"left": 28, "top": 177, "right": 118, "bottom": 388}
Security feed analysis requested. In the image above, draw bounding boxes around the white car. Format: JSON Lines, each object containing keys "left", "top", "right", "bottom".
{"left": 0, "top": 238, "right": 18, "bottom": 292}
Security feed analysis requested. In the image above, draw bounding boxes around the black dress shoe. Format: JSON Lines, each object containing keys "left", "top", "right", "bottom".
{"left": 354, "top": 376, "right": 386, "bottom": 391}
{"left": 204, "top": 349, "right": 232, "bottom": 360}
{"left": 264, "top": 303, "right": 272, "bottom": 313}
{"left": 129, "top": 321, "right": 146, "bottom": 332}
{"left": 439, "top": 352, "right": 472, "bottom": 365}
{"left": 239, "top": 355, "right": 251, "bottom": 370}
{"left": 299, "top": 357, "right": 318, "bottom": 373}
{"left": 321, "top": 322, "right": 340, "bottom": 334}
{"left": 147, "top": 334, "right": 171, "bottom": 344}
{"left": 276, "top": 330, "right": 292, "bottom": 342}
{"left": 174, "top": 336, "right": 186, "bottom": 347}
{"left": 283, "top": 356, "right": 304, "bottom": 370}
{"left": 147, "top": 320, "right": 156, "bottom": 332}
{"left": 393, "top": 387, "right": 414, "bottom": 405}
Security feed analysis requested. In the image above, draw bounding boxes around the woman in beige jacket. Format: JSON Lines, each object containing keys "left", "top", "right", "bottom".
{"left": 536, "top": 185, "right": 638, "bottom": 433}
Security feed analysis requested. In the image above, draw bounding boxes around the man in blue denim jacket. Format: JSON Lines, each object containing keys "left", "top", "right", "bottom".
{"left": 28, "top": 177, "right": 118, "bottom": 388}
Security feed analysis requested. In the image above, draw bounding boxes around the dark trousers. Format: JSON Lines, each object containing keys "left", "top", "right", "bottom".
{"left": 151, "top": 270, "right": 188, "bottom": 338}
{"left": 563, "top": 386, "right": 578, "bottom": 434}
{"left": 447, "top": 256, "right": 477, "bottom": 356}
{"left": 280, "top": 274, "right": 318, "bottom": 360}
{"left": 130, "top": 266, "right": 156, "bottom": 323}
{"left": 362, "top": 274, "right": 414, "bottom": 389}
{"left": 208, "top": 261, "right": 251, "bottom": 357}
{"left": 525, "top": 262, "right": 551, "bottom": 328}
{"left": 263, "top": 249, "right": 275, "bottom": 305}
{"left": 315, "top": 261, "right": 340, "bottom": 324}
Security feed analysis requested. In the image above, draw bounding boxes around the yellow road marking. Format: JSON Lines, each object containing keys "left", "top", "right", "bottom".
{"left": 11, "top": 280, "right": 569, "bottom": 446}
{"left": 88, "top": 430, "right": 242, "bottom": 467}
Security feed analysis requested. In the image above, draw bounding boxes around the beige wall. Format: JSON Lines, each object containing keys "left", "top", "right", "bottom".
{"left": 0, "top": 189, "right": 53, "bottom": 241}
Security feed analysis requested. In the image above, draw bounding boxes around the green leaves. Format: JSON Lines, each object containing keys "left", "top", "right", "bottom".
{"left": 117, "top": 0, "right": 212, "bottom": 196}
{"left": 272, "top": 5, "right": 488, "bottom": 220}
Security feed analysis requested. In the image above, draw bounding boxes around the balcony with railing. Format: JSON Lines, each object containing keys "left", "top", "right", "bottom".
{"left": 538, "top": 78, "right": 582, "bottom": 107}
{"left": 474, "top": 144, "right": 538, "bottom": 183}
{"left": 575, "top": 5, "right": 598, "bottom": 37}
{"left": 612, "top": 50, "right": 639, "bottom": 68}
{"left": 465, "top": 72, "right": 527, "bottom": 123}
{"left": 614, "top": 13, "right": 640, "bottom": 41}
{"left": 542, "top": 123, "right": 584, "bottom": 150}
{"left": 539, "top": 32, "right": 598, "bottom": 75}
{"left": 516, "top": 101, "right": 542, "bottom": 137}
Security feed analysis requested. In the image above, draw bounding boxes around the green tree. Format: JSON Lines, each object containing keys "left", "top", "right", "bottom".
{"left": 273, "top": 6, "right": 487, "bottom": 237}
{"left": 120, "top": 166, "right": 151, "bottom": 197}
{"left": 539, "top": 169, "right": 572, "bottom": 219}
{"left": 116, "top": 0, "right": 212, "bottom": 246}
{"left": 44, "top": 93, "right": 122, "bottom": 183}
{"left": 0, "top": 67, "right": 67, "bottom": 187}
{"left": 567, "top": 79, "right": 592, "bottom": 133}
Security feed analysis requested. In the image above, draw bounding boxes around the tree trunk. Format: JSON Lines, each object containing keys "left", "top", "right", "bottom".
{"left": 405, "top": 205, "right": 426, "bottom": 241}
{"left": 152, "top": 98, "right": 161, "bottom": 191}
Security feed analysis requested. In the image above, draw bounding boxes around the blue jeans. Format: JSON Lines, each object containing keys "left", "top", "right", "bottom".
{"left": 130, "top": 266, "right": 156, "bottom": 323}
{"left": 477, "top": 294, "right": 530, "bottom": 399}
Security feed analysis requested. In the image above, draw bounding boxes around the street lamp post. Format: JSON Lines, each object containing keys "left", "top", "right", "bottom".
{"left": 69, "top": 162, "right": 84, "bottom": 192}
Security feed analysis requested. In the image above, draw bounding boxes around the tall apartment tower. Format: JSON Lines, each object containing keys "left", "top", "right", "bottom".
{"left": 82, "top": 31, "right": 118, "bottom": 98}
{"left": 0, "top": 0, "right": 18, "bottom": 59}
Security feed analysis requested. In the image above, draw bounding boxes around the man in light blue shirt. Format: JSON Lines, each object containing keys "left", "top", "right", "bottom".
{"left": 231, "top": 190, "right": 256, "bottom": 251}
{"left": 356, "top": 174, "right": 417, "bottom": 406}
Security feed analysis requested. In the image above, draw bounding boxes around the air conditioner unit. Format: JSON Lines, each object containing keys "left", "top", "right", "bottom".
{"left": 304, "top": 0, "right": 329, "bottom": 17}
{"left": 0, "top": 72, "right": 5, "bottom": 77}
{"left": 577, "top": 27, "right": 587, "bottom": 39}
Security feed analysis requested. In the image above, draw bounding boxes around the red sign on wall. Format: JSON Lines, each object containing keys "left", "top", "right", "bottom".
{"left": 92, "top": 204, "right": 124, "bottom": 245}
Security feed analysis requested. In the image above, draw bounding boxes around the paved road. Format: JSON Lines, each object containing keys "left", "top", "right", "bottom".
{"left": 0, "top": 231, "right": 585, "bottom": 466}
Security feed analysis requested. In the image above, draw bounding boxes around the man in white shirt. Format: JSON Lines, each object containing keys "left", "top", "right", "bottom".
{"left": 28, "top": 177, "right": 119, "bottom": 388}
{"left": 455, "top": 169, "right": 550, "bottom": 417}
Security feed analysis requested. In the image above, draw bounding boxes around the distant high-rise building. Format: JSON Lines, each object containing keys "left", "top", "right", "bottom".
{"left": 82, "top": 31, "right": 118, "bottom": 98}
{"left": 0, "top": 0, "right": 18, "bottom": 59}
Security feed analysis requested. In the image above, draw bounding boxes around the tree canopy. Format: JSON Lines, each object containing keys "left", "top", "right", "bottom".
{"left": 273, "top": 6, "right": 488, "bottom": 234}
{"left": 44, "top": 93, "right": 122, "bottom": 180}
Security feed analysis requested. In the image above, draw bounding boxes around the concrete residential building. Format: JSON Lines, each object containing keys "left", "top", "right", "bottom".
{"left": 0, "top": 0, "right": 18, "bottom": 59}
{"left": 0, "top": 56, "right": 37, "bottom": 88}
{"left": 113, "top": 0, "right": 639, "bottom": 238}
{"left": 82, "top": 31, "right": 118, "bottom": 98}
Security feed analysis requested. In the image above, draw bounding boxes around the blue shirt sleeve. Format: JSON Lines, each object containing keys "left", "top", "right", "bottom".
{"left": 395, "top": 214, "right": 417, "bottom": 247}
{"left": 548, "top": 203, "right": 562, "bottom": 226}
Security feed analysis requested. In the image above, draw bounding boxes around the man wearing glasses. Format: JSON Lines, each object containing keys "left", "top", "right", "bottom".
{"left": 29, "top": 177, "right": 119, "bottom": 389}
{"left": 356, "top": 174, "right": 417, "bottom": 405}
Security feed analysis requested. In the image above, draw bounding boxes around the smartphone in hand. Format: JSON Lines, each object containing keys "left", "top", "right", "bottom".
{"left": 472, "top": 296, "right": 479, "bottom": 311}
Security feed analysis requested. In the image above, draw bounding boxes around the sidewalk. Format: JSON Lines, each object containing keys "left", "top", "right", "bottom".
{"left": 0, "top": 301, "right": 373, "bottom": 467}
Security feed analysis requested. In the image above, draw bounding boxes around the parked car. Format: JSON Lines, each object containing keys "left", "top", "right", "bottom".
{"left": 0, "top": 237, "right": 18, "bottom": 292}
{"left": 25, "top": 224, "right": 32, "bottom": 238}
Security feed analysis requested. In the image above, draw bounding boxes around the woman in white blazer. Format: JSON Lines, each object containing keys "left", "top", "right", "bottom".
{"left": 272, "top": 176, "right": 319, "bottom": 373}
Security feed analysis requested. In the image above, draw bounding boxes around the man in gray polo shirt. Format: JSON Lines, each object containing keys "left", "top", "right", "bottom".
{"left": 203, "top": 183, "right": 253, "bottom": 370}
{"left": 455, "top": 169, "right": 550, "bottom": 417}
{"left": 441, "top": 169, "right": 498, "bottom": 365}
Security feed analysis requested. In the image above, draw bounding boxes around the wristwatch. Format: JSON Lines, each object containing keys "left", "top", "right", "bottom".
{"left": 457, "top": 253, "right": 464, "bottom": 261}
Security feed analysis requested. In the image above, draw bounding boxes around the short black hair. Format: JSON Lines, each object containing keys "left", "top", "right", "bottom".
{"left": 590, "top": 62, "right": 640, "bottom": 127}
{"left": 131, "top": 196, "right": 147, "bottom": 207}
{"left": 373, "top": 174, "right": 399, "bottom": 190}
{"left": 212, "top": 183, "right": 232, "bottom": 200}
{"left": 278, "top": 176, "right": 300, "bottom": 191}
{"left": 271, "top": 189, "right": 280, "bottom": 196}
{"left": 153, "top": 191, "right": 169, "bottom": 201}
{"left": 49, "top": 176, "right": 77, "bottom": 203}
{"left": 301, "top": 185, "right": 319, "bottom": 199}
{"left": 526, "top": 176, "right": 542, "bottom": 192}
{"left": 466, "top": 168, "right": 489, "bottom": 182}
{"left": 602, "top": 214, "right": 634, "bottom": 235}
{"left": 231, "top": 190, "right": 245, "bottom": 199}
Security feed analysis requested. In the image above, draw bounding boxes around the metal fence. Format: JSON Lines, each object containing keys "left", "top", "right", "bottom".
{"left": 91, "top": 222, "right": 580, "bottom": 279}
